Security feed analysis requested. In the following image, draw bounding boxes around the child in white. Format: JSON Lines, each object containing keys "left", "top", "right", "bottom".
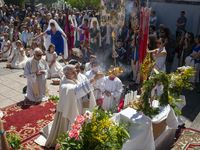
{"left": 101, "top": 65, "right": 123, "bottom": 110}
{"left": 10, "top": 40, "right": 27, "bottom": 69}
{"left": 46, "top": 44, "right": 63, "bottom": 78}
{"left": 29, "top": 41, "right": 38, "bottom": 57}
{"left": 8, "top": 34, "right": 20, "bottom": 61}
{"left": 1, "top": 33, "right": 11, "bottom": 60}
{"left": 27, "top": 26, "right": 34, "bottom": 47}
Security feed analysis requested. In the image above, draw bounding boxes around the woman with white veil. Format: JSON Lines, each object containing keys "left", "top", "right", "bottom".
{"left": 33, "top": 19, "right": 68, "bottom": 65}
{"left": 89, "top": 17, "right": 101, "bottom": 55}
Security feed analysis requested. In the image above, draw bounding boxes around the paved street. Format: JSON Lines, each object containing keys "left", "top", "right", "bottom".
{"left": 0, "top": 59, "right": 61, "bottom": 109}
{"left": 0, "top": 57, "right": 200, "bottom": 130}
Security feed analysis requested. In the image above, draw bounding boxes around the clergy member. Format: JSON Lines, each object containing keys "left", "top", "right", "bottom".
{"left": 101, "top": 65, "right": 123, "bottom": 110}
{"left": 35, "top": 65, "right": 104, "bottom": 147}
{"left": 69, "top": 60, "right": 95, "bottom": 109}
{"left": 85, "top": 61, "right": 105, "bottom": 108}
{"left": 69, "top": 60, "right": 88, "bottom": 82}
{"left": 24, "top": 48, "right": 49, "bottom": 102}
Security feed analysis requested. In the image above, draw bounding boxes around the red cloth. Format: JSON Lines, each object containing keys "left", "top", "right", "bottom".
{"left": 109, "top": 76, "right": 116, "bottom": 81}
{"left": 70, "top": 26, "right": 75, "bottom": 51}
{"left": 85, "top": 27, "right": 90, "bottom": 44}
{"left": 138, "top": 7, "right": 150, "bottom": 84}
{"left": 118, "top": 99, "right": 124, "bottom": 112}
{"left": 0, "top": 99, "right": 57, "bottom": 148}
{"left": 65, "top": 8, "right": 71, "bottom": 51}
{"left": 96, "top": 98, "right": 103, "bottom": 109}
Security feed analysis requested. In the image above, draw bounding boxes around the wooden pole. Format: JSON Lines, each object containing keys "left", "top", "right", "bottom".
{"left": 147, "top": 0, "right": 149, "bottom": 8}
{"left": 112, "top": 31, "right": 116, "bottom": 67}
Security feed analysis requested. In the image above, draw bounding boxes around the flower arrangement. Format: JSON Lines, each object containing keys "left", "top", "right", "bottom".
{"left": 168, "top": 66, "right": 195, "bottom": 99}
{"left": 136, "top": 66, "right": 195, "bottom": 118}
{"left": 55, "top": 109, "right": 130, "bottom": 150}
{"left": 137, "top": 71, "right": 169, "bottom": 118}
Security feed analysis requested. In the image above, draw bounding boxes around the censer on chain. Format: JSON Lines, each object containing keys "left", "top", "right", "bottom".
{"left": 104, "top": 67, "right": 123, "bottom": 76}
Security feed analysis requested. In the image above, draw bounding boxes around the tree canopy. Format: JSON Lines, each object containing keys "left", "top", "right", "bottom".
{"left": 66, "top": 0, "right": 100, "bottom": 11}
{"left": 5, "top": 0, "right": 24, "bottom": 7}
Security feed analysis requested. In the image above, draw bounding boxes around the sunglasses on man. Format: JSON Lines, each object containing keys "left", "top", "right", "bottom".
{"left": 36, "top": 54, "right": 42, "bottom": 57}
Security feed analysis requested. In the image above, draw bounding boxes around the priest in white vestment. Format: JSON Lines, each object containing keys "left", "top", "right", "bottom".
{"left": 85, "top": 61, "right": 105, "bottom": 108}
{"left": 24, "top": 48, "right": 49, "bottom": 102}
{"left": 69, "top": 60, "right": 96, "bottom": 113}
{"left": 35, "top": 65, "right": 104, "bottom": 147}
{"left": 101, "top": 65, "right": 123, "bottom": 110}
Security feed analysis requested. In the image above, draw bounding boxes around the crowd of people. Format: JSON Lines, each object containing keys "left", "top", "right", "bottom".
{"left": 0, "top": 3, "right": 200, "bottom": 149}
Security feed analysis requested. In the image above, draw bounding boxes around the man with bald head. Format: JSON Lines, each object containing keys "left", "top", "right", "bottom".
{"left": 24, "top": 48, "right": 49, "bottom": 102}
{"left": 35, "top": 64, "right": 104, "bottom": 147}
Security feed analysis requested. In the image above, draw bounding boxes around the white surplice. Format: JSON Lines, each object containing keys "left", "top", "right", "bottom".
{"left": 85, "top": 70, "right": 104, "bottom": 100}
{"left": 101, "top": 76, "right": 123, "bottom": 110}
{"left": 11, "top": 48, "right": 27, "bottom": 69}
{"left": 35, "top": 76, "right": 96, "bottom": 147}
{"left": 24, "top": 58, "right": 49, "bottom": 102}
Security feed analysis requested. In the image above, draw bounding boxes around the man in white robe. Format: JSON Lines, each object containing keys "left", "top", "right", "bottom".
{"left": 24, "top": 48, "right": 49, "bottom": 102}
{"left": 101, "top": 65, "right": 123, "bottom": 110}
{"left": 69, "top": 60, "right": 95, "bottom": 113}
{"left": 35, "top": 65, "right": 104, "bottom": 147}
{"left": 85, "top": 61, "right": 105, "bottom": 108}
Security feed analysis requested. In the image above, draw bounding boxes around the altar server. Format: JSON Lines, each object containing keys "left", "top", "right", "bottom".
{"left": 24, "top": 48, "right": 49, "bottom": 102}
{"left": 35, "top": 65, "right": 103, "bottom": 147}
{"left": 101, "top": 65, "right": 123, "bottom": 110}
{"left": 85, "top": 61, "right": 105, "bottom": 107}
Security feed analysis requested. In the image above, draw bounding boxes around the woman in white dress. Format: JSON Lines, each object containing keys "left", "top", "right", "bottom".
{"left": 1, "top": 33, "right": 11, "bottom": 60}
{"left": 7, "top": 34, "right": 20, "bottom": 61}
{"left": 46, "top": 44, "right": 63, "bottom": 78}
{"left": 10, "top": 40, "right": 27, "bottom": 69}
{"left": 147, "top": 38, "right": 167, "bottom": 74}
{"left": 147, "top": 38, "right": 167, "bottom": 98}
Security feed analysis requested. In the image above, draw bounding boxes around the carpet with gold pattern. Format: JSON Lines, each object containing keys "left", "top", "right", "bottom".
{"left": 0, "top": 99, "right": 57, "bottom": 150}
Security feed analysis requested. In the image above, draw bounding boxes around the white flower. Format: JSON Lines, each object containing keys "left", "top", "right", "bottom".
{"left": 177, "top": 66, "right": 192, "bottom": 71}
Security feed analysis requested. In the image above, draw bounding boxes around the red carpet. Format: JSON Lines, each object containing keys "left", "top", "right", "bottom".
{"left": 0, "top": 99, "right": 57, "bottom": 149}
{"left": 170, "top": 128, "right": 200, "bottom": 150}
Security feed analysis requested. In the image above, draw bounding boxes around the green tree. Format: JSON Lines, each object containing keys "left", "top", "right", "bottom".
{"left": 40, "top": 0, "right": 58, "bottom": 8}
{"left": 66, "top": 0, "right": 100, "bottom": 11}
{"left": 4, "top": 0, "right": 24, "bottom": 7}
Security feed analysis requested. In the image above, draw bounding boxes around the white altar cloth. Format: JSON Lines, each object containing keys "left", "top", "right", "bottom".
{"left": 112, "top": 99, "right": 179, "bottom": 150}
{"left": 112, "top": 108, "right": 155, "bottom": 150}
